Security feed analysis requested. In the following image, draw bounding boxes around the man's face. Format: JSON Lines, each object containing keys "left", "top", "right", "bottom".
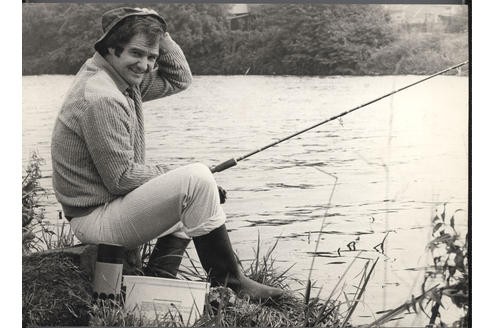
{"left": 106, "top": 33, "right": 159, "bottom": 86}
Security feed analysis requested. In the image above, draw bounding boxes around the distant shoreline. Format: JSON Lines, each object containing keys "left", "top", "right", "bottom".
{"left": 23, "top": 4, "right": 467, "bottom": 77}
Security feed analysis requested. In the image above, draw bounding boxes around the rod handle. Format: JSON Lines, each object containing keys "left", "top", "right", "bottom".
{"left": 210, "top": 158, "right": 238, "bottom": 173}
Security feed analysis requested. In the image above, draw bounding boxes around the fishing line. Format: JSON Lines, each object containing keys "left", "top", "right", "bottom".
{"left": 210, "top": 60, "right": 468, "bottom": 173}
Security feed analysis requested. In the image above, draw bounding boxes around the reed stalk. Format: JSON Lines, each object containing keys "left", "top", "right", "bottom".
{"left": 339, "top": 258, "right": 379, "bottom": 328}
{"left": 362, "top": 285, "right": 440, "bottom": 328}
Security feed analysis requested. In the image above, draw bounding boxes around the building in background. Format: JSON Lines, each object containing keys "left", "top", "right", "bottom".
{"left": 227, "top": 4, "right": 254, "bottom": 30}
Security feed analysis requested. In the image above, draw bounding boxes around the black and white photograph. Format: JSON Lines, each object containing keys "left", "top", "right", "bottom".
{"left": 21, "top": 1, "right": 470, "bottom": 327}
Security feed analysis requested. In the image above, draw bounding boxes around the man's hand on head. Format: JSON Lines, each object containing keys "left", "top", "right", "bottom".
{"left": 158, "top": 32, "right": 175, "bottom": 54}
{"left": 218, "top": 186, "right": 227, "bottom": 204}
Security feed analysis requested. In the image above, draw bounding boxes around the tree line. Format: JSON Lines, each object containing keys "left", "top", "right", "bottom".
{"left": 22, "top": 3, "right": 468, "bottom": 76}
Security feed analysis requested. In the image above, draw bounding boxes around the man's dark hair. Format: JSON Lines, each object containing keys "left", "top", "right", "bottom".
{"left": 96, "top": 15, "right": 165, "bottom": 56}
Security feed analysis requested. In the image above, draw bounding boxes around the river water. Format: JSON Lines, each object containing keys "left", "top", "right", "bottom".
{"left": 23, "top": 74, "right": 468, "bottom": 326}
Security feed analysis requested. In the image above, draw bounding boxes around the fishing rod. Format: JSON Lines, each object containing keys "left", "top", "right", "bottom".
{"left": 210, "top": 60, "right": 468, "bottom": 174}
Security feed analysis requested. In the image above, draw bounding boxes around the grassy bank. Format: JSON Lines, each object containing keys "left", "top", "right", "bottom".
{"left": 22, "top": 153, "right": 469, "bottom": 327}
{"left": 22, "top": 238, "right": 351, "bottom": 327}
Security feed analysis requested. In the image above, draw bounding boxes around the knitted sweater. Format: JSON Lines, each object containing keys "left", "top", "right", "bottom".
{"left": 51, "top": 33, "right": 192, "bottom": 218}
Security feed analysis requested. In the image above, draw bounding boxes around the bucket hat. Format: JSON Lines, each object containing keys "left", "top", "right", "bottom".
{"left": 94, "top": 7, "right": 167, "bottom": 50}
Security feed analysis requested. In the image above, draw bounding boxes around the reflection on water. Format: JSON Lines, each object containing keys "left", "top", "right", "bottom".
{"left": 23, "top": 74, "right": 468, "bottom": 325}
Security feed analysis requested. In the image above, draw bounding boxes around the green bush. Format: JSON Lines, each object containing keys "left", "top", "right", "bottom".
{"left": 365, "top": 32, "right": 468, "bottom": 75}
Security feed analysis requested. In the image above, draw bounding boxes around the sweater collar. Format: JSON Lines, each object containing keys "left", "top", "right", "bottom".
{"left": 92, "top": 52, "right": 131, "bottom": 94}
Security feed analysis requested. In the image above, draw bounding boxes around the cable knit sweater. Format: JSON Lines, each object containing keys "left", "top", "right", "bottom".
{"left": 51, "top": 33, "right": 192, "bottom": 218}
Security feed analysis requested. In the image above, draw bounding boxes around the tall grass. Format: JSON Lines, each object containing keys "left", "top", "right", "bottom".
{"left": 192, "top": 234, "right": 346, "bottom": 328}
{"left": 22, "top": 151, "right": 46, "bottom": 254}
{"left": 22, "top": 151, "right": 76, "bottom": 254}
{"left": 241, "top": 233, "right": 296, "bottom": 290}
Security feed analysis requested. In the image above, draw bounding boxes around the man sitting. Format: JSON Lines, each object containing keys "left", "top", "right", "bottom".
{"left": 51, "top": 7, "right": 283, "bottom": 299}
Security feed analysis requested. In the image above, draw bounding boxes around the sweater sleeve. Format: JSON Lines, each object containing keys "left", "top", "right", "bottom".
{"left": 79, "top": 97, "right": 165, "bottom": 195}
{"left": 140, "top": 32, "right": 193, "bottom": 102}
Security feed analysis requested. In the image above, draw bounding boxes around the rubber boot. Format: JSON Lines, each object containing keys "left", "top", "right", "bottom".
{"left": 193, "top": 224, "right": 284, "bottom": 300}
{"left": 144, "top": 234, "right": 190, "bottom": 278}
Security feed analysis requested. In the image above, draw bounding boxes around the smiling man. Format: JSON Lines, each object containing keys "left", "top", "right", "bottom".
{"left": 50, "top": 7, "right": 283, "bottom": 300}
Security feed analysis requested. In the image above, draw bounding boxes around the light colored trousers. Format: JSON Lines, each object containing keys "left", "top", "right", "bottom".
{"left": 69, "top": 163, "right": 226, "bottom": 249}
